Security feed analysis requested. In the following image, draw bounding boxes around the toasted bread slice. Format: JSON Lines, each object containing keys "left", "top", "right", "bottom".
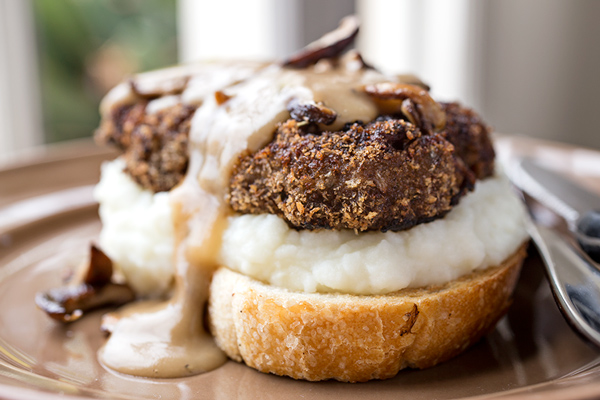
{"left": 208, "top": 242, "right": 528, "bottom": 382}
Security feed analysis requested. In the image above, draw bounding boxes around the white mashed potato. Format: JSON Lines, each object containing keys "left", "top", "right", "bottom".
{"left": 93, "top": 158, "right": 174, "bottom": 296}
{"left": 95, "top": 158, "right": 528, "bottom": 296}
{"left": 219, "top": 171, "right": 529, "bottom": 294}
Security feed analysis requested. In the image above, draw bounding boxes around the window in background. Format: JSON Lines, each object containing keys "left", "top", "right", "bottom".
{"left": 33, "top": 0, "right": 178, "bottom": 144}
{"left": 177, "top": 0, "right": 354, "bottom": 63}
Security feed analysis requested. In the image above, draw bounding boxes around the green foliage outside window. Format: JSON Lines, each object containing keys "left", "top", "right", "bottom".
{"left": 33, "top": 0, "right": 178, "bottom": 143}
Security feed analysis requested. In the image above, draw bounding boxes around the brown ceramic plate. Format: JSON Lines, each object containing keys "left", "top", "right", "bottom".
{"left": 2, "top": 137, "right": 600, "bottom": 400}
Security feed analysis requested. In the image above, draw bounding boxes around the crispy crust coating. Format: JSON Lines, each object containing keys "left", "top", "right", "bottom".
{"left": 441, "top": 102, "right": 495, "bottom": 179}
{"left": 95, "top": 99, "right": 494, "bottom": 233}
{"left": 95, "top": 103, "right": 195, "bottom": 193}
{"left": 228, "top": 119, "right": 475, "bottom": 232}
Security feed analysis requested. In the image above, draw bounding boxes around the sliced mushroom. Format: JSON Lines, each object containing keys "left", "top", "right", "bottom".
{"left": 35, "top": 245, "right": 135, "bottom": 323}
{"left": 362, "top": 82, "right": 446, "bottom": 133}
{"left": 287, "top": 99, "right": 337, "bottom": 125}
{"left": 84, "top": 245, "right": 114, "bottom": 286}
{"left": 35, "top": 283, "right": 135, "bottom": 323}
{"left": 400, "top": 98, "right": 421, "bottom": 128}
{"left": 283, "top": 15, "right": 360, "bottom": 68}
{"left": 129, "top": 75, "right": 190, "bottom": 99}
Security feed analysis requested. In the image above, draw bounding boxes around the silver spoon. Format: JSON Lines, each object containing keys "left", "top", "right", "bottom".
{"left": 510, "top": 159, "right": 600, "bottom": 347}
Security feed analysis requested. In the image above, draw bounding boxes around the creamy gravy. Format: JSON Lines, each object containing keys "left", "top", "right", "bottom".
{"left": 98, "top": 59, "right": 401, "bottom": 378}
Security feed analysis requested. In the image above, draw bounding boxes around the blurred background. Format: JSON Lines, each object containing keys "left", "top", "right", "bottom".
{"left": 0, "top": 0, "right": 599, "bottom": 164}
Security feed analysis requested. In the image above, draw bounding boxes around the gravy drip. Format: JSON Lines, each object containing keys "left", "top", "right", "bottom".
{"left": 99, "top": 60, "right": 400, "bottom": 378}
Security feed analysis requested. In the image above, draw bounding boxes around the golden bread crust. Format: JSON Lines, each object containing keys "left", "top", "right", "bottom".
{"left": 208, "top": 242, "right": 528, "bottom": 382}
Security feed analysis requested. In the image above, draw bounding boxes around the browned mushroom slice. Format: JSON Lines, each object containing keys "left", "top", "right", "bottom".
{"left": 84, "top": 245, "right": 114, "bottom": 286}
{"left": 362, "top": 82, "right": 446, "bottom": 133}
{"left": 35, "top": 283, "right": 135, "bottom": 323}
{"left": 400, "top": 98, "right": 421, "bottom": 128}
{"left": 35, "top": 245, "right": 135, "bottom": 323}
{"left": 283, "top": 15, "right": 360, "bottom": 68}
{"left": 129, "top": 75, "right": 190, "bottom": 99}
{"left": 287, "top": 99, "right": 337, "bottom": 125}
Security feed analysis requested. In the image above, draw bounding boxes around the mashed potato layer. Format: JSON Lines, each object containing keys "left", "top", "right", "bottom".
{"left": 95, "top": 159, "right": 528, "bottom": 296}
{"left": 219, "top": 172, "right": 529, "bottom": 295}
{"left": 93, "top": 159, "right": 174, "bottom": 296}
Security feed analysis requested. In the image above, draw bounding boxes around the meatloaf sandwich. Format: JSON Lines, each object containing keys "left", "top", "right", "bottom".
{"left": 90, "top": 17, "right": 529, "bottom": 381}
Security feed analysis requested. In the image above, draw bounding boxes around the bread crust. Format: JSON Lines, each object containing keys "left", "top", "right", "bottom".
{"left": 208, "top": 242, "right": 528, "bottom": 382}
